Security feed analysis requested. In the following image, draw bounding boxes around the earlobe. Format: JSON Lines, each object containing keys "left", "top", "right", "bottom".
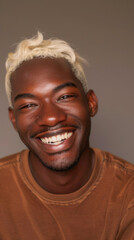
{"left": 86, "top": 89, "right": 98, "bottom": 117}
{"left": 8, "top": 107, "right": 17, "bottom": 130}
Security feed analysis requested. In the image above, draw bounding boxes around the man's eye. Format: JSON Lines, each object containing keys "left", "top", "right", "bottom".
{"left": 58, "top": 94, "right": 76, "bottom": 101}
{"left": 19, "top": 103, "right": 36, "bottom": 110}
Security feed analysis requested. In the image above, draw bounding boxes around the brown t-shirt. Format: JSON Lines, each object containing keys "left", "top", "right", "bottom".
{"left": 0, "top": 148, "right": 134, "bottom": 240}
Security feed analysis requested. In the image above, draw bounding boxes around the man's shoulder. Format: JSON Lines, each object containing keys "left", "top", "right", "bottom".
{"left": 0, "top": 150, "right": 25, "bottom": 169}
{"left": 103, "top": 150, "right": 134, "bottom": 173}
{"left": 94, "top": 148, "right": 134, "bottom": 201}
{"left": 94, "top": 148, "right": 134, "bottom": 175}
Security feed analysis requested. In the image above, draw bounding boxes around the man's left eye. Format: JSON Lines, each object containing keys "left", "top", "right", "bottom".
{"left": 58, "top": 94, "right": 76, "bottom": 101}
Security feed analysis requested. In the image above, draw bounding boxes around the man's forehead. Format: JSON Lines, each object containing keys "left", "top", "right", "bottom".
{"left": 10, "top": 57, "right": 82, "bottom": 88}
{"left": 10, "top": 57, "right": 85, "bottom": 101}
{"left": 11, "top": 57, "right": 73, "bottom": 76}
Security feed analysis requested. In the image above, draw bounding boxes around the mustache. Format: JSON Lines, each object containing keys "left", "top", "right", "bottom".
{"left": 31, "top": 123, "right": 79, "bottom": 138}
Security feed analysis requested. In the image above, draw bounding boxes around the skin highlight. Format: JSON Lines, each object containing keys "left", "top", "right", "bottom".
{"left": 9, "top": 58, "right": 98, "bottom": 194}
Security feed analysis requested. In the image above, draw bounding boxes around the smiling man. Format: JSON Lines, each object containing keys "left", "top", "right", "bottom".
{"left": 0, "top": 32, "right": 134, "bottom": 239}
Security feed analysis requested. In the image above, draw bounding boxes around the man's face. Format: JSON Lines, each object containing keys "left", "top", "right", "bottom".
{"left": 9, "top": 58, "right": 93, "bottom": 171}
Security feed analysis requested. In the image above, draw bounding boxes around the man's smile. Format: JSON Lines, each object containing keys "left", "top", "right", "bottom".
{"left": 32, "top": 127, "right": 76, "bottom": 153}
{"left": 40, "top": 132, "right": 73, "bottom": 145}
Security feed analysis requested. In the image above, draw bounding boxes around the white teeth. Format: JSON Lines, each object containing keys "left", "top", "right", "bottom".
{"left": 52, "top": 136, "right": 56, "bottom": 142}
{"left": 68, "top": 132, "right": 72, "bottom": 138}
{"left": 57, "top": 135, "right": 61, "bottom": 141}
{"left": 65, "top": 132, "right": 67, "bottom": 139}
{"left": 45, "top": 138, "right": 48, "bottom": 144}
{"left": 41, "top": 132, "right": 73, "bottom": 145}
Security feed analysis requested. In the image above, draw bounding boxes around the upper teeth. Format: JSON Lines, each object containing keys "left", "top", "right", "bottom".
{"left": 41, "top": 132, "right": 73, "bottom": 145}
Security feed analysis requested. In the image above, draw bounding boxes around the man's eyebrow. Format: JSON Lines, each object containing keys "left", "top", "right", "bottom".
{"left": 14, "top": 93, "right": 35, "bottom": 102}
{"left": 14, "top": 82, "right": 77, "bottom": 102}
{"left": 53, "top": 82, "right": 77, "bottom": 92}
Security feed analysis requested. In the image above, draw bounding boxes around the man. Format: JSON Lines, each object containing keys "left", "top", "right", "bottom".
{"left": 0, "top": 32, "right": 134, "bottom": 239}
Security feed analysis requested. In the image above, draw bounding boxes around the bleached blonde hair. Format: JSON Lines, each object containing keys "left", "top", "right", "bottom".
{"left": 5, "top": 32, "right": 88, "bottom": 107}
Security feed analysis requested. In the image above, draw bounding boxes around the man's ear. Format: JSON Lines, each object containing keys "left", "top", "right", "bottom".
{"left": 8, "top": 107, "right": 17, "bottom": 131}
{"left": 86, "top": 89, "right": 98, "bottom": 117}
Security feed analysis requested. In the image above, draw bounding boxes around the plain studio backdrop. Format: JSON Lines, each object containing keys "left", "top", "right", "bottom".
{"left": 0, "top": 0, "right": 134, "bottom": 164}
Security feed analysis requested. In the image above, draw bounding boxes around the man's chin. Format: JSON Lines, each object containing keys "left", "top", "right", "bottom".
{"left": 39, "top": 156, "right": 80, "bottom": 172}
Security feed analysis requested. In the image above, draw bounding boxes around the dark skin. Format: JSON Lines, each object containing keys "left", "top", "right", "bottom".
{"left": 9, "top": 58, "right": 98, "bottom": 194}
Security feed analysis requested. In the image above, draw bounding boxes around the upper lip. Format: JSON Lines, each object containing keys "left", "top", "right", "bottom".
{"left": 31, "top": 126, "right": 78, "bottom": 139}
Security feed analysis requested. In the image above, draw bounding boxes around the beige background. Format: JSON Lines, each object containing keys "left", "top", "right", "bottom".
{"left": 0, "top": 0, "right": 134, "bottom": 164}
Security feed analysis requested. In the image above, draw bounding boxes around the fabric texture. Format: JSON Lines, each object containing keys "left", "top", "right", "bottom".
{"left": 0, "top": 148, "right": 134, "bottom": 240}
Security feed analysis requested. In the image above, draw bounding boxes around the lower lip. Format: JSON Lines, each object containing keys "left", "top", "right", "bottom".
{"left": 36, "top": 131, "right": 75, "bottom": 154}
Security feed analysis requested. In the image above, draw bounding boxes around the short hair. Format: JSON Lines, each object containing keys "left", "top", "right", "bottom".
{"left": 5, "top": 32, "right": 88, "bottom": 107}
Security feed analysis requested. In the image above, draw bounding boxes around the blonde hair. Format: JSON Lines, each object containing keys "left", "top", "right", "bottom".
{"left": 5, "top": 32, "right": 88, "bottom": 106}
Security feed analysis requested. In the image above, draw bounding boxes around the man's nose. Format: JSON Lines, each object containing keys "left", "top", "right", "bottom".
{"left": 36, "top": 102, "right": 67, "bottom": 127}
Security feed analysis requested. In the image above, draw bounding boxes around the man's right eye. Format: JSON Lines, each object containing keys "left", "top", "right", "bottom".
{"left": 19, "top": 103, "right": 37, "bottom": 110}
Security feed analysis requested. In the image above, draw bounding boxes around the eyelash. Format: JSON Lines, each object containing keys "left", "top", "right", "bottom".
{"left": 58, "top": 94, "right": 76, "bottom": 101}
{"left": 19, "top": 103, "right": 37, "bottom": 110}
